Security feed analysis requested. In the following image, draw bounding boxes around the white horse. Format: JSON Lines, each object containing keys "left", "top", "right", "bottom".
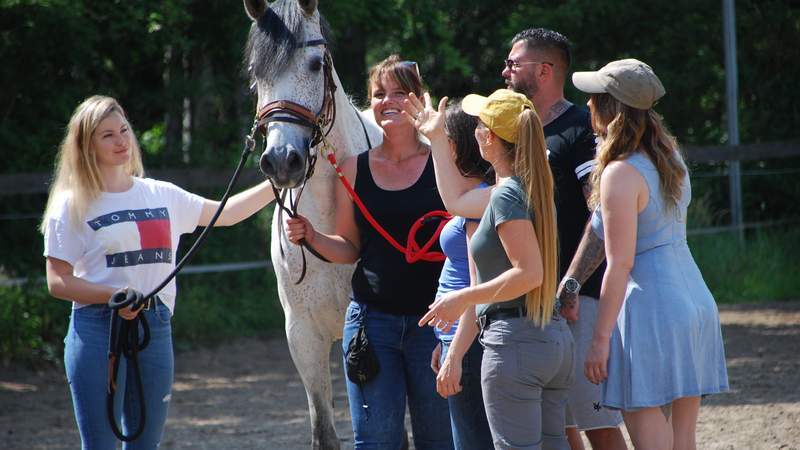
{"left": 243, "top": 1, "right": 382, "bottom": 448}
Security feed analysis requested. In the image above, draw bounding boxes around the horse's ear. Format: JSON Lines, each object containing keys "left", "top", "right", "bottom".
{"left": 298, "top": 0, "right": 318, "bottom": 16}
{"left": 243, "top": 0, "right": 267, "bottom": 21}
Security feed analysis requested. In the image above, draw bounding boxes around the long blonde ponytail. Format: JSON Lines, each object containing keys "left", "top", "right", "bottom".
{"left": 514, "top": 108, "right": 558, "bottom": 327}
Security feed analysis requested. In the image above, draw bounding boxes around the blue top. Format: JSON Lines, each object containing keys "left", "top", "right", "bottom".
{"left": 591, "top": 152, "right": 728, "bottom": 410}
{"left": 434, "top": 183, "right": 487, "bottom": 342}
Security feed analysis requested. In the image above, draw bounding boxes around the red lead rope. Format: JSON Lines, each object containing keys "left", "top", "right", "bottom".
{"left": 325, "top": 152, "right": 451, "bottom": 263}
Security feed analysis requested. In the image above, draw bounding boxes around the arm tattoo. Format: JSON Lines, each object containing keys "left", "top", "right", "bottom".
{"left": 582, "top": 182, "right": 593, "bottom": 208}
{"left": 558, "top": 222, "right": 606, "bottom": 310}
{"left": 566, "top": 221, "right": 606, "bottom": 287}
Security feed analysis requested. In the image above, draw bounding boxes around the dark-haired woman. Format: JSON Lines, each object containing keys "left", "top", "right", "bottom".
{"left": 285, "top": 55, "right": 453, "bottom": 450}
{"left": 572, "top": 59, "right": 728, "bottom": 450}
{"left": 429, "top": 101, "right": 494, "bottom": 450}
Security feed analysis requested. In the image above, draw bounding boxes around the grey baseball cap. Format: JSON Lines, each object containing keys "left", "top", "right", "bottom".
{"left": 572, "top": 59, "right": 665, "bottom": 110}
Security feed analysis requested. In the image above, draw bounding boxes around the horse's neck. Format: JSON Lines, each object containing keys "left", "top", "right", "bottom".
{"left": 325, "top": 70, "right": 380, "bottom": 161}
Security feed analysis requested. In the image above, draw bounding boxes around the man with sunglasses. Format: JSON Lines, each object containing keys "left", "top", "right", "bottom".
{"left": 502, "top": 28, "right": 628, "bottom": 450}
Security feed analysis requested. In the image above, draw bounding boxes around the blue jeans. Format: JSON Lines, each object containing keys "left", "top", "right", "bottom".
{"left": 64, "top": 303, "right": 174, "bottom": 449}
{"left": 440, "top": 338, "right": 494, "bottom": 450}
{"left": 342, "top": 301, "right": 454, "bottom": 450}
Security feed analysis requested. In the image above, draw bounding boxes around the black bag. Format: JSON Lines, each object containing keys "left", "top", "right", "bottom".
{"left": 345, "top": 322, "right": 379, "bottom": 385}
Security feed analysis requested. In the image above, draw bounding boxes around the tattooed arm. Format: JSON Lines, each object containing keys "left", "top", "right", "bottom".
{"left": 558, "top": 181, "right": 606, "bottom": 321}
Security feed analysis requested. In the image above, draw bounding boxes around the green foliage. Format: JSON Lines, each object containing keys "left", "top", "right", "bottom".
{"left": 172, "top": 270, "right": 284, "bottom": 348}
{"left": 140, "top": 123, "right": 166, "bottom": 156}
{"left": 0, "top": 283, "right": 70, "bottom": 366}
{"left": 689, "top": 228, "right": 800, "bottom": 303}
{"left": 2, "top": 0, "right": 797, "bottom": 171}
{"left": 0, "top": 269, "right": 283, "bottom": 366}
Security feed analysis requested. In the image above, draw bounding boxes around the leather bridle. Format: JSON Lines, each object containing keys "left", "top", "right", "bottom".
{"left": 255, "top": 38, "right": 336, "bottom": 151}
{"left": 254, "top": 38, "right": 338, "bottom": 284}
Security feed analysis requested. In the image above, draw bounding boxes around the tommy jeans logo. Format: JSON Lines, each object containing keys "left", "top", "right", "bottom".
{"left": 87, "top": 208, "right": 172, "bottom": 267}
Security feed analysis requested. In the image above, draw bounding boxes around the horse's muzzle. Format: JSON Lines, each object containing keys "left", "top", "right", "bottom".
{"left": 260, "top": 145, "right": 307, "bottom": 188}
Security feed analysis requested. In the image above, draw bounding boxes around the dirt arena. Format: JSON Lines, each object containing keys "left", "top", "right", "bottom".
{"left": 1, "top": 302, "right": 798, "bottom": 449}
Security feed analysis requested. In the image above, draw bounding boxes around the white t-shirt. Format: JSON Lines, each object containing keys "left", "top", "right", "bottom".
{"left": 43, "top": 177, "right": 205, "bottom": 313}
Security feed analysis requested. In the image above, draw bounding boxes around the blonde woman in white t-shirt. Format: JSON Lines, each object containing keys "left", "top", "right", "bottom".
{"left": 40, "top": 95, "right": 274, "bottom": 449}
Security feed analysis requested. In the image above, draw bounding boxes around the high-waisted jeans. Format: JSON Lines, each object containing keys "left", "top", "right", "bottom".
{"left": 342, "top": 301, "right": 454, "bottom": 450}
{"left": 64, "top": 303, "right": 173, "bottom": 450}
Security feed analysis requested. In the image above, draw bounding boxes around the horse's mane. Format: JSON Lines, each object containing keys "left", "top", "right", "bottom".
{"left": 244, "top": 0, "right": 332, "bottom": 86}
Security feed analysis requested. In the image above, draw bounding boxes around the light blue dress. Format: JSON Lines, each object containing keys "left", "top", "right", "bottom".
{"left": 591, "top": 152, "right": 729, "bottom": 410}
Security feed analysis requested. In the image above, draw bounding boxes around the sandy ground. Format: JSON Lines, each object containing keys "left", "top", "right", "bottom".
{"left": 1, "top": 302, "right": 798, "bottom": 450}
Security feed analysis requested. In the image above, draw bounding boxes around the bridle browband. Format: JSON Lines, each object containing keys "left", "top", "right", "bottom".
{"left": 255, "top": 38, "right": 336, "bottom": 149}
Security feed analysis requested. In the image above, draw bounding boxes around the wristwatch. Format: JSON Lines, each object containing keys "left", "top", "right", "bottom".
{"left": 562, "top": 277, "right": 581, "bottom": 295}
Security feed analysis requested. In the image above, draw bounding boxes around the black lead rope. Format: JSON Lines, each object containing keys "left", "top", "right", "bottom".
{"left": 106, "top": 289, "right": 150, "bottom": 442}
{"left": 105, "top": 120, "right": 259, "bottom": 443}
{"left": 271, "top": 151, "right": 332, "bottom": 285}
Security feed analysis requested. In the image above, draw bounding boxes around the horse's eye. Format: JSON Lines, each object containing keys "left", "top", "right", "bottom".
{"left": 308, "top": 56, "right": 323, "bottom": 72}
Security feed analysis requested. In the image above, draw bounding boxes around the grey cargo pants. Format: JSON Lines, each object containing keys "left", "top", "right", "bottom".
{"left": 479, "top": 315, "right": 575, "bottom": 450}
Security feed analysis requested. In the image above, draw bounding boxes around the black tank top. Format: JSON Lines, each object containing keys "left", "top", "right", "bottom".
{"left": 351, "top": 150, "right": 446, "bottom": 315}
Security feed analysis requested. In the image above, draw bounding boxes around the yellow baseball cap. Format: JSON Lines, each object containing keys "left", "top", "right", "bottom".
{"left": 461, "top": 89, "right": 534, "bottom": 144}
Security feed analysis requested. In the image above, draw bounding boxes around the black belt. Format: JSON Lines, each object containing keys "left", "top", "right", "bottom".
{"left": 477, "top": 301, "right": 562, "bottom": 330}
{"left": 477, "top": 305, "right": 527, "bottom": 329}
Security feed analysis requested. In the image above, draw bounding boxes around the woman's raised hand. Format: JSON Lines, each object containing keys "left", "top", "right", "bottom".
{"left": 403, "top": 92, "right": 448, "bottom": 140}
{"left": 284, "top": 215, "right": 316, "bottom": 246}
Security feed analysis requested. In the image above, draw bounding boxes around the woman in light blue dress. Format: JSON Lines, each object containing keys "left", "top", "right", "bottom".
{"left": 572, "top": 59, "right": 729, "bottom": 450}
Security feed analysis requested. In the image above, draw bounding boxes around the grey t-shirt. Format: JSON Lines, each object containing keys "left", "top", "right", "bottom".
{"left": 471, "top": 177, "right": 535, "bottom": 317}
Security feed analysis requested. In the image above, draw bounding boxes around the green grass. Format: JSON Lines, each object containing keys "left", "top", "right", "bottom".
{"left": 689, "top": 227, "right": 799, "bottom": 303}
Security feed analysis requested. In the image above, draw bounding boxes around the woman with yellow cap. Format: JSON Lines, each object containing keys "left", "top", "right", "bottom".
{"left": 407, "top": 89, "right": 575, "bottom": 449}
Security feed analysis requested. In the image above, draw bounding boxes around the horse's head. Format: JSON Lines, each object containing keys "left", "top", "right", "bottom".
{"left": 244, "top": 0, "right": 331, "bottom": 188}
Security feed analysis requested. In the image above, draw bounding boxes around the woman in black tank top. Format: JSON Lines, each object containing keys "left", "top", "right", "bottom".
{"left": 285, "top": 55, "right": 453, "bottom": 450}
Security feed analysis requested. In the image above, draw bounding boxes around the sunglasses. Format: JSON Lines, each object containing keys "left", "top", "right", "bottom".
{"left": 504, "top": 59, "right": 554, "bottom": 72}
{"left": 400, "top": 60, "right": 420, "bottom": 78}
